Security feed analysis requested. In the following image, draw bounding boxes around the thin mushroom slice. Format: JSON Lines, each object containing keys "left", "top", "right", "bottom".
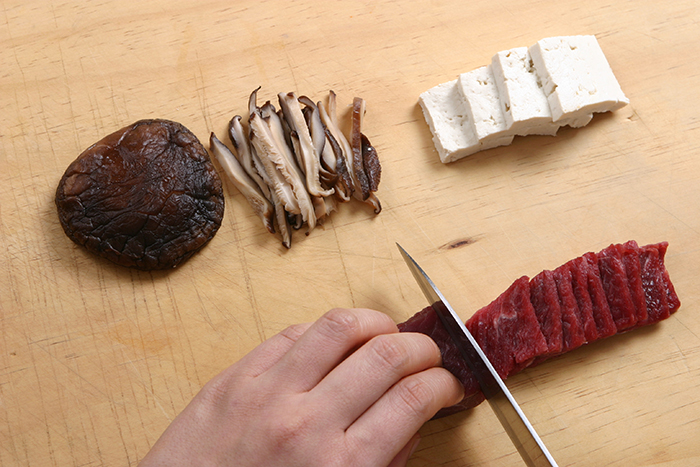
{"left": 270, "top": 190, "right": 292, "bottom": 249}
{"left": 350, "top": 97, "right": 372, "bottom": 201}
{"left": 209, "top": 133, "right": 275, "bottom": 234}
{"left": 278, "top": 92, "right": 334, "bottom": 198}
{"left": 299, "top": 95, "right": 327, "bottom": 162}
{"left": 228, "top": 115, "right": 270, "bottom": 199}
{"left": 361, "top": 133, "right": 381, "bottom": 193}
{"left": 248, "top": 89, "right": 316, "bottom": 230}
{"left": 364, "top": 192, "right": 382, "bottom": 215}
{"left": 303, "top": 98, "right": 338, "bottom": 190}
{"left": 318, "top": 142, "right": 338, "bottom": 189}
{"left": 248, "top": 111, "right": 300, "bottom": 216}
{"left": 351, "top": 97, "right": 382, "bottom": 213}
{"left": 260, "top": 102, "right": 306, "bottom": 186}
{"left": 318, "top": 98, "right": 353, "bottom": 202}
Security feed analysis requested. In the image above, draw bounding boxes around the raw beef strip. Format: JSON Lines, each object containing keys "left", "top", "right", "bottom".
{"left": 617, "top": 241, "right": 649, "bottom": 325}
{"left": 582, "top": 253, "right": 618, "bottom": 339}
{"left": 553, "top": 263, "right": 586, "bottom": 352}
{"left": 637, "top": 247, "right": 671, "bottom": 325}
{"left": 566, "top": 258, "right": 599, "bottom": 342}
{"left": 529, "top": 270, "right": 563, "bottom": 357}
{"left": 398, "top": 276, "right": 547, "bottom": 417}
{"left": 598, "top": 245, "right": 638, "bottom": 331}
{"left": 398, "top": 305, "right": 485, "bottom": 415}
{"left": 398, "top": 241, "right": 679, "bottom": 417}
{"left": 469, "top": 276, "right": 549, "bottom": 377}
{"left": 646, "top": 242, "right": 681, "bottom": 313}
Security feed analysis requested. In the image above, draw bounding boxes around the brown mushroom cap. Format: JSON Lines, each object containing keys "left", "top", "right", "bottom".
{"left": 55, "top": 119, "right": 224, "bottom": 270}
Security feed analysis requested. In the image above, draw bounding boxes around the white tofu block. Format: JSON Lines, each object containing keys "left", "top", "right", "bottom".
{"left": 418, "top": 80, "right": 480, "bottom": 163}
{"left": 457, "top": 65, "right": 514, "bottom": 149}
{"left": 491, "top": 47, "right": 560, "bottom": 136}
{"left": 529, "top": 35, "right": 629, "bottom": 125}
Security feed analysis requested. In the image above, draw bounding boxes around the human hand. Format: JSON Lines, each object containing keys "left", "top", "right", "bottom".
{"left": 138, "top": 308, "right": 464, "bottom": 467}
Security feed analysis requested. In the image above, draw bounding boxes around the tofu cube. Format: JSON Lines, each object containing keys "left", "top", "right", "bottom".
{"left": 457, "top": 65, "right": 514, "bottom": 150}
{"left": 529, "top": 35, "right": 629, "bottom": 125}
{"left": 491, "top": 47, "right": 560, "bottom": 136}
{"left": 418, "top": 79, "right": 481, "bottom": 163}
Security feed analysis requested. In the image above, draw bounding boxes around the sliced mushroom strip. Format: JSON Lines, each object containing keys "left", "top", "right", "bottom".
{"left": 270, "top": 190, "right": 292, "bottom": 249}
{"left": 278, "top": 92, "right": 334, "bottom": 198}
{"left": 350, "top": 97, "right": 372, "bottom": 201}
{"left": 260, "top": 101, "right": 318, "bottom": 232}
{"left": 300, "top": 96, "right": 337, "bottom": 190}
{"left": 260, "top": 102, "right": 305, "bottom": 184}
{"left": 361, "top": 133, "right": 381, "bottom": 192}
{"left": 350, "top": 97, "right": 382, "bottom": 213}
{"left": 228, "top": 115, "right": 270, "bottom": 199}
{"left": 248, "top": 112, "right": 301, "bottom": 217}
{"left": 248, "top": 90, "right": 316, "bottom": 230}
{"left": 318, "top": 96, "right": 353, "bottom": 202}
{"left": 298, "top": 96, "right": 327, "bottom": 162}
{"left": 360, "top": 133, "right": 382, "bottom": 214}
{"left": 209, "top": 133, "right": 275, "bottom": 234}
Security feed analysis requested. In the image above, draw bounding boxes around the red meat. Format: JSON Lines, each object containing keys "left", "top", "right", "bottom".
{"left": 398, "top": 241, "right": 680, "bottom": 417}
{"left": 398, "top": 305, "right": 485, "bottom": 415}
{"left": 553, "top": 263, "right": 586, "bottom": 352}
{"left": 647, "top": 242, "right": 681, "bottom": 313}
{"left": 529, "top": 270, "right": 564, "bottom": 357}
{"left": 617, "top": 241, "right": 649, "bottom": 325}
{"left": 638, "top": 247, "right": 669, "bottom": 325}
{"left": 582, "top": 253, "right": 618, "bottom": 339}
{"left": 566, "top": 258, "right": 599, "bottom": 342}
{"left": 597, "top": 245, "right": 638, "bottom": 331}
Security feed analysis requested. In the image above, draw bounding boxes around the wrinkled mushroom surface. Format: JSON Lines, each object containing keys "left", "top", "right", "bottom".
{"left": 55, "top": 119, "right": 224, "bottom": 270}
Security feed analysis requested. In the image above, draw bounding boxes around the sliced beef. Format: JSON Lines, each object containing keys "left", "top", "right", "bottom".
{"left": 637, "top": 246, "right": 670, "bottom": 326}
{"left": 582, "top": 253, "right": 618, "bottom": 339}
{"left": 398, "top": 305, "right": 485, "bottom": 415}
{"left": 597, "top": 245, "right": 638, "bottom": 331}
{"left": 398, "top": 276, "right": 547, "bottom": 417}
{"left": 528, "top": 270, "right": 563, "bottom": 357}
{"left": 617, "top": 241, "right": 649, "bottom": 325}
{"left": 553, "top": 264, "right": 586, "bottom": 352}
{"left": 647, "top": 242, "right": 681, "bottom": 313}
{"left": 566, "top": 258, "right": 599, "bottom": 342}
{"left": 398, "top": 241, "right": 680, "bottom": 417}
{"left": 468, "top": 276, "right": 549, "bottom": 377}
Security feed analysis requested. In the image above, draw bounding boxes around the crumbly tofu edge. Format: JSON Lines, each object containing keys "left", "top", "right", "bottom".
{"left": 418, "top": 80, "right": 481, "bottom": 163}
{"left": 491, "top": 47, "right": 560, "bottom": 136}
{"left": 529, "top": 35, "right": 629, "bottom": 123}
{"left": 457, "top": 65, "right": 514, "bottom": 146}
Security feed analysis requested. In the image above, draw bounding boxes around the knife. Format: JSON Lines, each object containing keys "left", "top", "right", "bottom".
{"left": 397, "top": 244, "right": 558, "bottom": 467}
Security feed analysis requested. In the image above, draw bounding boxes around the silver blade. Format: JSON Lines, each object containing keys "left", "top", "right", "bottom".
{"left": 397, "top": 244, "right": 558, "bottom": 467}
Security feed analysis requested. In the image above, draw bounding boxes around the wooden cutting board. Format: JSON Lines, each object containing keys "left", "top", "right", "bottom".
{"left": 2, "top": 1, "right": 699, "bottom": 465}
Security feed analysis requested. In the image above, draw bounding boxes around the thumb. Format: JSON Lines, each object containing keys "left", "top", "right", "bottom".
{"left": 387, "top": 433, "right": 421, "bottom": 467}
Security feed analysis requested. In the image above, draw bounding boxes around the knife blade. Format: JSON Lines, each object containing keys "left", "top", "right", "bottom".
{"left": 397, "top": 244, "right": 558, "bottom": 467}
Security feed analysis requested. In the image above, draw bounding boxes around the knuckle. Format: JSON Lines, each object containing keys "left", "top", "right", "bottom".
{"left": 395, "top": 377, "right": 435, "bottom": 419}
{"left": 318, "top": 308, "right": 362, "bottom": 340}
{"left": 411, "top": 332, "right": 442, "bottom": 364}
{"left": 278, "top": 322, "right": 309, "bottom": 343}
{"left": 268, "top": 409, "right": 314, "bottom": 451}
{"left": 197, "top": 375, "right": 231, "bottom": 409}
{"left": 368, "top": 334, "right": 409, "bottom": 372}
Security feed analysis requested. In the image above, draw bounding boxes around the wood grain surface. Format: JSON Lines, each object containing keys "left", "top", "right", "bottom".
{"left": 2, "top": 1, "right": 699, "bottom": 465}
